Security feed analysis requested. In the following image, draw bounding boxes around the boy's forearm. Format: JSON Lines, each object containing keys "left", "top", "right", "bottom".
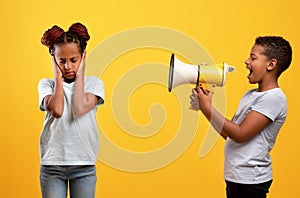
{"left": 201, "top": 104, "right": 239, "bottom": 142}
{"left": 220, "top": 132, "right": 228, "bottom": 140}
{"left": 202, "top": 103, "right": 274, "bottom": 143}
{"left": 201, "top": 105, "right": 226, "bottom": 134}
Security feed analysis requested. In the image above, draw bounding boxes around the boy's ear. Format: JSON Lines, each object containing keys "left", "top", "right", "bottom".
{"left": 267, "top": 59, "right": 278, "bottom": 71}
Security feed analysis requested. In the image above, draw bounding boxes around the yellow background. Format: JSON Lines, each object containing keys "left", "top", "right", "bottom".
{"left": 1, "top": 0, "right": 299, "bottom": 197}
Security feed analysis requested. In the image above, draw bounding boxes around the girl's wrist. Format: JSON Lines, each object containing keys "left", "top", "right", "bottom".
{"left": 76, "top": 71, "right": 84, "bottom": 78}
{"left": 55, "top": 74, "right": 63, "bottom": 81}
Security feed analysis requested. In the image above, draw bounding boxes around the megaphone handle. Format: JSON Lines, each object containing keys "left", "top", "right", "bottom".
{"left": 198, "top": 83, "right": 216, "bottom": 94}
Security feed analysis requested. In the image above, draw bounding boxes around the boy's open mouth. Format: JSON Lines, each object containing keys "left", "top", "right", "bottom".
{"left": 247, "top": 67, "right": 253, "bottom": 78}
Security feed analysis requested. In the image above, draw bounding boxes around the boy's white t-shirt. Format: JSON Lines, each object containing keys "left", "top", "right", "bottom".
{"left": 224, "top": 88, "right": 287, "bottom": 184}
{"left": 38, "top": 76, "right": 104, "bottom": 165}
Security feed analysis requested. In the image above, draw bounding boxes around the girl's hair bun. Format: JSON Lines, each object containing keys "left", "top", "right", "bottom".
{"left": 41, "top": 25, "right": 64, "bottom": 48}
{"left": 68, "top": 22, "right": 90, "bottom": 41}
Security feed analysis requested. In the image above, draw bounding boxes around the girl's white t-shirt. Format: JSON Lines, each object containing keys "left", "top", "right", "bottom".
{"left": 38, "top": 76, "right": 104, "bottom": 165}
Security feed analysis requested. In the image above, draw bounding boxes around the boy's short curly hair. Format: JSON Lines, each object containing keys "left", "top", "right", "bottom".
{"left": 255, "top": 36, "right": 292, "bottom": 77}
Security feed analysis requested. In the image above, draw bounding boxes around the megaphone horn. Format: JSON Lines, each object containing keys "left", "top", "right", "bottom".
{"left": 168, "top": 53, "right": 235, "bottom": 92}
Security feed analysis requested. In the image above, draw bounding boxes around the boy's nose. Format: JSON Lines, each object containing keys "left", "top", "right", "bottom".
{"left": 244, "top": 58, "right": 250, "bottom": 65}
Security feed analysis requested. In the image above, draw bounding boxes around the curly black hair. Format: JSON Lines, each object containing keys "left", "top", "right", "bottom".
{"left": 255, "top": 36, "right": 292, "bottom": 77}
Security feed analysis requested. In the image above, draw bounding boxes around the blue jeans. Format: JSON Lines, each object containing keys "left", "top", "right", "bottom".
{"left": 40, "top": 165, "right": 97, "bottom": 198}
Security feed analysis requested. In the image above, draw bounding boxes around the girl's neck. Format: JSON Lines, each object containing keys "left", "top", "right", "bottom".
{"left": 63, "top": 78, "right": 75, "bottom": 84}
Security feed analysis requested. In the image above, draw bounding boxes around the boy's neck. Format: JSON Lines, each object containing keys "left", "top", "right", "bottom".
{"left": 257, "top": 80, "right": 279, "bottom": 92}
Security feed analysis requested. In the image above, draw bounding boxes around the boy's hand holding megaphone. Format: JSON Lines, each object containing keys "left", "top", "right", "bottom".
{"left": 190, "top": 86, "right": 212, "bottom": 111}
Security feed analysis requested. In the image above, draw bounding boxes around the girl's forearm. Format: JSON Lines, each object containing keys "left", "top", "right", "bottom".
{"left": 73, "top": 70, "right": 97, "bottom": 116}
{"left": 45, "top": 77, "right": 64, "bottom": 118}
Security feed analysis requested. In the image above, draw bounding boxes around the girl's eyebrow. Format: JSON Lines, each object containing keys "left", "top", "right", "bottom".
{"left": 58, "top": 58, "right": 66, "bottom": 61}
{"left": 58, "top": 56, "right": 78, "bottom": 60}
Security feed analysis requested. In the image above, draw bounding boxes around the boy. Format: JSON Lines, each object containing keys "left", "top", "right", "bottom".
{"left": 190, "top": 36, "right": 292, "bottom": 198}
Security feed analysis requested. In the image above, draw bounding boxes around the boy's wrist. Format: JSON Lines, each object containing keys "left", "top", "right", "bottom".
{"left": 200, "top": 103, "right": 212, "bottom": 117}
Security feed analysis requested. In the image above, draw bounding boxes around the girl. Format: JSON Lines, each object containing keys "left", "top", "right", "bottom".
{"left": 38, "top": 22, "right": 104, "bottom": 198}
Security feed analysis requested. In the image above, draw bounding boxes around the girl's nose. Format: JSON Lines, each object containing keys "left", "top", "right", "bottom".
{"left": 64, "top": 62, "right": 71, "bottom": 70}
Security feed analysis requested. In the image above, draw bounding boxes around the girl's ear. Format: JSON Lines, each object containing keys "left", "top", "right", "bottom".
{"left": 49, "top": 48, "right": 54, "bottom": 56}
{"left": 267, "top": 59, "right": 278, "bottom": 71}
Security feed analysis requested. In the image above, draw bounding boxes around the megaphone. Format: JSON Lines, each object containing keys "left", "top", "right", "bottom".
{"left": 168, "top": 53, "right": 235, "bottom": 92}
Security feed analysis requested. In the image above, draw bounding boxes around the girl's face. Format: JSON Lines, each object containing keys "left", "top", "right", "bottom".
{"left": 244, "top": 44, "right": 270, "bottom": 84}
{"left": 53, "top": 42, "right": 82, "bottom": 82}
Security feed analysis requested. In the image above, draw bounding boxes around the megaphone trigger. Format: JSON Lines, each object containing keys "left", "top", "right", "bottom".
{"left": 196, "top": 84, "right": 214, "bottom": 95}
{"left": 199, "top": 84, "right": 215, "bottom": 94}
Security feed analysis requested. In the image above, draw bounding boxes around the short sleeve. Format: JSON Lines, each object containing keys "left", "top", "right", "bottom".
{"left": 38, "top": 79, "right": 54, "bottom": 111}
{"left": 85, "top": 76, "right": 105, "bottom": 106}
{"left": 251, "top": 91, "right": 286, "bottom": 122}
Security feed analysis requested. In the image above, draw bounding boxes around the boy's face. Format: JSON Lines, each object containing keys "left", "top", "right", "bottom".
{"left": 53, "top": 42, "right": 82, "bottom": 82}
{"left": 245, "top": 44, "right": 271, "bottom": 84}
